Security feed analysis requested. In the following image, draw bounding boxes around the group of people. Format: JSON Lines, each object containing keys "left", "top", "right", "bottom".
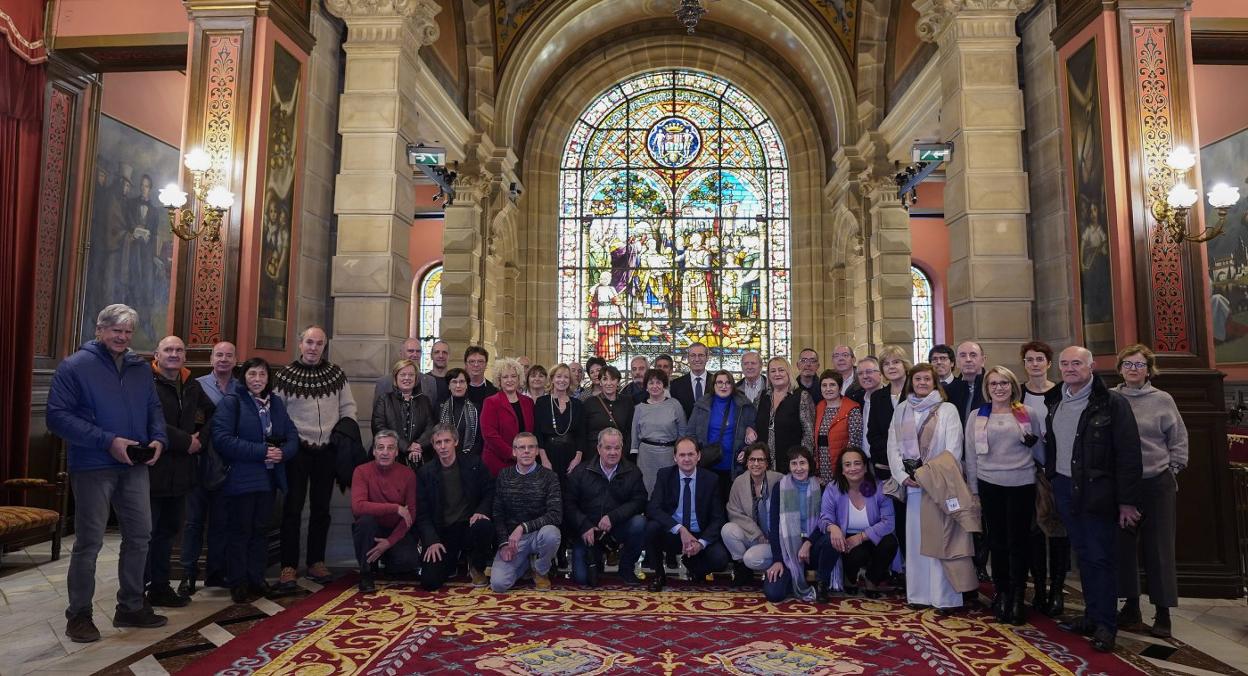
{"left": 47, "top": 303, "right": 1189, "bottom": 656}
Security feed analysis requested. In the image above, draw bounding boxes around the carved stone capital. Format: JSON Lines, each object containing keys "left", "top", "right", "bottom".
{"left": 325, "top": 0, "right": 440, "bottom": 45}
{"left": 914, "top": 0, "right": 1038, "bottom": 42}
{"left": 453, "top": 170, "right": 494, "bottom": 205}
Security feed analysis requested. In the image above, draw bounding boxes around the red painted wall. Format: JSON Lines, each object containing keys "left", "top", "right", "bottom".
{"left": 910, "top": 181, "right": 951, "bottom": 346}
{"left": 408, "top": 185, "right": 445, "bottom": 333}
{"left": 100, "top": 71, "right": 187, "bottom": 147}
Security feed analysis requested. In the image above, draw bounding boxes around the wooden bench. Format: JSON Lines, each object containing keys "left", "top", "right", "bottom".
{"left": 0, "top": 473, "right": 68, "bottom": 564}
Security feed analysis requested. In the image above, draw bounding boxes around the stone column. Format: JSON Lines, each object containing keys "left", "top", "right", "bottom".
{"left": 866, "top": 180, "right": 916, "bottom": 360}
{"left": 325, "top": 0, "right": 438, "bottom": 407}
{"left": 917, "top": 0, "right": 1036, "bottom": 367}
{"left": 439, "top": 168, "right": 488, "bottom": 357}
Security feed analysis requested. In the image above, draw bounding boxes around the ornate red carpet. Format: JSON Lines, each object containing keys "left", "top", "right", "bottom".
{"left": 177, "top": 578, "right": 1148, "bottom": 675}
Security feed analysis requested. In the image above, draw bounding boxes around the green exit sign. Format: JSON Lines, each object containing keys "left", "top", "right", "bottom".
{"left": 916, "top": 148, "right": 950, "bottom": 162}
{"left": 411, "top": 151, "right": 445, "bottom": 165}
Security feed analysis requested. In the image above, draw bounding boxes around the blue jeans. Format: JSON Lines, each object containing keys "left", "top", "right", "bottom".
{"left": 489, "top": 525, "right": 561, "bottom": 592}
{"left": 570, "top": 514, "right": 646, "bottom": 584}
{"left": 1053, "top": 474, "right": 1118, "bottom": 631}
{"left": 181, "top": 484, "right": 227, "bottom": 581}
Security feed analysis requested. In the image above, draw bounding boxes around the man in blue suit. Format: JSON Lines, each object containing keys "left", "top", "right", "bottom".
{"left": 644, "top": 436, "right": 729, "bottom": 591}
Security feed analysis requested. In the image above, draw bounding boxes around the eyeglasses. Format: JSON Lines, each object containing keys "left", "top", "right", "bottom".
{"left": 987, "top": 382, "right": 1012, "bottom": 389}
{"left": 1121, "top": 361, "right": 1149, "bottom": 370}
{"left": 798, "top": 357, "right": 818, "bottom": 364}
{"left": 746, "top": 457, "right": 767, "bottom": 463}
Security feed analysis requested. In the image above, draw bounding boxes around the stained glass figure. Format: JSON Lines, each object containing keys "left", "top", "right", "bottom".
{"left": 911, "top": 265, "right": 934, "bottom": 362}
{"left": 417, "top": 264, "right": 442, "bottom": 373}
{"left": 558, "top": 70, "right": 791, "bottom": 372}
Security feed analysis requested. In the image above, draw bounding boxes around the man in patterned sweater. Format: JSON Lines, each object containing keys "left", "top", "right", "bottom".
{"left": 272, "top": 326, "right": 358, "bottom": 589}
{"left": 489, "top": 432, "right": 562, "bottom": 592}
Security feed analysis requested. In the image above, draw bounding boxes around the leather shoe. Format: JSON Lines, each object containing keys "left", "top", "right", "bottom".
{"left": 65, "top": 611, "right": 100, "bottom": 643}
{"left": 1009, "top": 593, "right": 1028, "bottom": 626}
{"left": 251, "top": 581, "right": 273, "bottom": 598}
{"left": 147, "top": 586, "right": 190, "bottom": 608}
{"left": 647, "top": 574, "right": 666, "bottom": 592}
{"left": 358, "top": 576, "right": 376, "bottom": 593}
{"left": 113, "top": 606, "right": 168, "bottom": 629}
{"left": 1090, "top": 626, "right": 1116, "bottom": 653}
{"left": 1117, "top": 600, "right": 1143, "bottom": 626}
{"left": 177, "top": 577, "right": 197, "bottom": 597}
{"left": 230, "top": 586, "right": 251, "bottom": 604}
{"left": 618, "top": 570, "right": 643, "bottom": 585}
{"left": 815, "top": 582, "right": 832, "bottom": 604}
{"left": 1058, "top": 616, "right": 1095, "bottom": 636}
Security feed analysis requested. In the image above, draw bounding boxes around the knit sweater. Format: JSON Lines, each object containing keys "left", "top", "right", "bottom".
{"left": 493, "top": 464, "right": 562, "bottom": 544}
{"left": 350, "top": 461, "right": 418, "bottom": 546}
{"left": 1114, "top": 383, "right": 1189, "bottom": 478}
{"left": 272, "top": 359, "right": 357, "bottom": 446}
{"left": 962, "top": 404, "right": 1044, "bottom": 492}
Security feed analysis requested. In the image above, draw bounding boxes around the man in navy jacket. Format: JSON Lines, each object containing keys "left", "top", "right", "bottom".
{"left": 644, "top": 437, "right": 729, "bottom": 591}
{"left": 47, "top": 304, "right": 169, "bottom": 643}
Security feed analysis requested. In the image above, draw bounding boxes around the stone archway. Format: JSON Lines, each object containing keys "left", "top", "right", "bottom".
{"left": 511, "top": 35, "right": 844, "bottom": 366}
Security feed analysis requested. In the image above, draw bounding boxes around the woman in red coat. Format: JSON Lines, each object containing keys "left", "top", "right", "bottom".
{"left": 480, "top": 357, "right": 536, "bottom": 476}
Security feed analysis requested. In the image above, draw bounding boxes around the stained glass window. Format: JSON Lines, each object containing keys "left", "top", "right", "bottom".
{"left": 912, "top": 265, "right": 934, "bottom": 361}
{"left": 417, "top": 264, "right": 442, "bottom": 373}
{"left": 557, "top": 70, "right": 791, "bottom": 372}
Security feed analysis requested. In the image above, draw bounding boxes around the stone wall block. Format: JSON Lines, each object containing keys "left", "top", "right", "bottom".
{"left": 331, "top": 339, "right": 390, "bottom": 379}
{"left": 965, "top": 173, "right": 1030, "bottom": 212}
{"left": 340, "top": 133, "right": 404, "bottom": 172}
{"left": 957, "top": 91, "right": 1024, "bottom": 130}
{"left": 961, "top": 132, "right": 1023, "bottom": 171}
{"left": 344, "top": 57, "right": 399, "bottom": 91}
{"left": 331, "top": 254, "right": 409, "bottom": 296}
{"left": 968, "top": 214, "right": 1029, "bottom": 256}
{"left": 969, "top": 260, "right": 1034, "bottom": 299}
{"left": 334, "top": 174, "right": 399, "bottom": 213}
{"left": 336, "top": 214, "right": 409, "bottom": 254}
{"left": 339, "top": 92, "right": 400, "bottom": 133}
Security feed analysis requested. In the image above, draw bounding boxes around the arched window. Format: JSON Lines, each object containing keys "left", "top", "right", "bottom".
{"left": 416, "top": 264, "right": 442, "bottom": 372}
{"left": 557, "top": 70, "right": 791, "bottom": 372}
{"left": 912, "top": 265, "right": 935, "bottom": 361}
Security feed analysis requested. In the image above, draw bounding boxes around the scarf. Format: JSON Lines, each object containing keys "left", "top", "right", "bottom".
{"left": 973, "top": 403, "right": 1032, "bottom": 456}
{"left": 899, "top": 391, "right": 944, "bottom": 460}
{"left": 440, "top": 396, "right": 479, "bottom": 452}
{"left": 777, "top": 474, "right": 823, "bottom": 602}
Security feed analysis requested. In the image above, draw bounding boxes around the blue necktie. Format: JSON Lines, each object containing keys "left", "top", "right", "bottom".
{"left": 681, "top": 477, "right": 693, "bottom": 529}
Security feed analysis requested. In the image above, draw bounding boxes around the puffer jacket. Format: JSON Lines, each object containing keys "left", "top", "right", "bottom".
{"left": 212, "top": 382, "right": 299, "bottom": 496}
{"left": 1043, "top": 375, "right": 1142, "bottom": 516}
{"left": 564, "top": 457, "right": 648, "bottom": 536}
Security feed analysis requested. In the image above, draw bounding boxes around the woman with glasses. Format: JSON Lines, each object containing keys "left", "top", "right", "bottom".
{"left": 690, "top": 370, "right": 757, "bottom": 499}
{"left": 963, "top": 366, "right": 1045, "bottom": 625}
{"left": 745, "top": 357, "right": 814, "bottom": 470}
{"left": 722, "top": 443, "right": 782, "bottom": 586}
{"left": 1113, "top": 344, "right": 1188, "bottom": 638}
{"left": 371, "top": 359, "right": 436, "bottom": 466}
{"left": 438, "top": 367, "right": 481, "bottom": 455}
{"left": 1020, "top": 340, "right": 1069, "bottom": 616}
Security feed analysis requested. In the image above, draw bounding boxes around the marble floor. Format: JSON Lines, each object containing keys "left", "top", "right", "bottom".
{"left": 2, "top": 533, "right": 1246, "bottom": 675}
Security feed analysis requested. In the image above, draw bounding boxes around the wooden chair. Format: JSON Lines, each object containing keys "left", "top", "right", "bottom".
{"left": 0, "top": 473, "right": 68, "bottom": 564}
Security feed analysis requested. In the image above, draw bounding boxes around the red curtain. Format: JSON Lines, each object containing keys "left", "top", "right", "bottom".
{"left": 0, "top": 0, "right": 46, "bottom": 480}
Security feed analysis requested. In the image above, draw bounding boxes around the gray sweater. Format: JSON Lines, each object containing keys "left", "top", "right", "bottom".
{"left": 1114, "top": 383, "right": 1188, "bottom": 478}
{"left": 493, "top": 464, "right": 562, "bottom": 543}
{"left": 963, "top": 404, "right": 1044, "bottom": 492}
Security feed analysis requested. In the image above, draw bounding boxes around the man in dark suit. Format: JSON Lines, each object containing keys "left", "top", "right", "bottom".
{"left": 954, "top": 341, "right": 987, "bottom": 422}
{"left": 621, "top": 355, "right": 650, "bottom": 405}
{"left": 644, "top": 436, "right": 729, "bottom": 591}
{"left": 670, "top": 342, "right": 710, "bottom": 419}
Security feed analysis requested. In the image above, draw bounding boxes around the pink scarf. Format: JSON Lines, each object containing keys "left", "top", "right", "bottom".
{"left": 973, "top": 403, "right": 1031, "bottom": 456}
{"left": 899, "top": 391, "right": 944, "bottom": 460}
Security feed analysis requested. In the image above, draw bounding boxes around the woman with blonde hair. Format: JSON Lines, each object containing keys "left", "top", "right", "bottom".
{"left": 964, "top": 365, "right": 1045, "bottom": 625}
{"left": 746, "top": 356, "right": 815, "bottom": 470}
{"left": 371, "top": 359, "right": 436, "bottom": 465}
{"left": 1113, "top": 343, "right": 1187, "bottom": 638}
{"left": 480, "top": 357, "right": 536, "bottom": 476}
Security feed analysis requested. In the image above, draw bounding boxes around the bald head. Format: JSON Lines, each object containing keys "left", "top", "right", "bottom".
{"left": 1058, "top": 346, "right": 1095, "bottom": 390}
{"left": 155, "top": 336, "right": 186, "bottom": 377}
{"left": 956, "top": 341, "right": 985, "bottom": 378}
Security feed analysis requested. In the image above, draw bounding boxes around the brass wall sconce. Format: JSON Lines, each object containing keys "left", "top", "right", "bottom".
{"left": 1151, "top": 146, "right": 1240, "bottom": 244}
{"left": 157, "top": 148, "right": 235, "bottom": 242}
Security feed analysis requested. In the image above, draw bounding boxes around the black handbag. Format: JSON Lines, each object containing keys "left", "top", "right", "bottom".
{"left": 699, "top": 401, "right": 734, "bottom": 468}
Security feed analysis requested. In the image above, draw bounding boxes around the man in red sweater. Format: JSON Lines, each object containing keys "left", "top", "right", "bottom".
{"left": 351, "top": 430, "right": 419, "bottom": 592}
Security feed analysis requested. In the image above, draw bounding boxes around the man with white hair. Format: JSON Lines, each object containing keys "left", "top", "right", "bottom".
{"left": 48, "top": 304, "right": 169, "bottom": 642}
{"left": 351, "top": 430, "right": 420, "bottom": 593}
{"left": 1045, "top": 345, "right": 1142, "bottom": 652}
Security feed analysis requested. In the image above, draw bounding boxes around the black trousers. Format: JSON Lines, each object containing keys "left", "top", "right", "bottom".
{"left": 420, "top": 519, "right": 496, "bottom": 590}
{"left": 644, "top": 520, "right": 730, "bottom": 578}
{"left": 280, "top": 444, "right": 336, "bottom": 567}
{"left": 1030, "top": 531, "right": 1070, "bottom": 586}
{"left": 351, "top": 515, "right": 421, "bottom": 577}
{"left": 145, "top": 494, "right": 186, "bottom": 590}
{"left": 980, "top": 481, "right": 1036, "bottom": 594}
{"left": 841, "top": 533, "right": 899, "bottom": 586}
{"left": 1117, "top": 472, "right": 1179, "bottom": 607}
{"left": 226, "top": 491, "right": 275, "bottom": 588}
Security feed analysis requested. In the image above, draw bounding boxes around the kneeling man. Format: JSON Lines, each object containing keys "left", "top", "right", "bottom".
{"left": 645, "top": 436, "right": 730, "bottom": 591}
{"left": 565, "top": 427, "right": 648, "bottom": 586}
{"left": 417, "top": 423, "right": 495, "bottom": 590}
{"left": 351, "top": 430, "right": 419, "bottom": 592}
{"left": 490, "top": 432, "right": 562, "bottom": 592}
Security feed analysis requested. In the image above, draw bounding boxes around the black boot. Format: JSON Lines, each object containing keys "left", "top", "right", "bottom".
{"left": 816, "top": 581, "right": 832, "bottom": 603}
{"left": 1117, "top": 598, "right": 1143, "bottom": 626}
{"left": 994, "top": 591, "right": 1014, "bottom": 623}
{"left": 1031, "top": 577, "right": 1048, "bottom": 614}
{"left": 1045, "top": 574, "right": 1065, "bottom": 617}
{"left": 1010, "top": 590, "right": 1028, "bottom": 626}
{"left": 1151, "top": 607, "right": 1172, "bottom": 638}
{"left": 731, "top": 561, "right": 753, "bottom": 588}
{"left": 177, "top": 575, "right": 197, "bottom": 598}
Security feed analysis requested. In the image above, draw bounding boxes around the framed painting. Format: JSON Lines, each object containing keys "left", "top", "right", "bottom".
{"left": 1064, "top": 39, "right": 1116, "bottom": 355}
{"left": 256, "top": 44, "right": 301, "bottom": 350}
{"left": 1202, "top": 126, "right": 1248, "bottom": 365}
{"left": 79, "top": 114, "right": 179, "bottom": 353}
